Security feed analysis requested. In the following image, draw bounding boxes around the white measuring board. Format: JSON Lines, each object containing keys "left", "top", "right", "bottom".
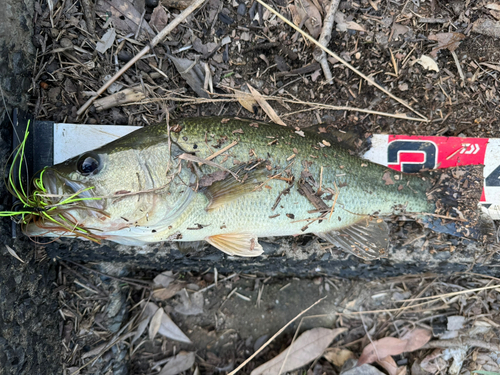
{"left": 53, "top": 124, "right": 500, "bottom": 219}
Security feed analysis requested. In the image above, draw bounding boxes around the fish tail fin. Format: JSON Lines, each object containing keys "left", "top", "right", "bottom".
{"left": 421, "top": 165, "right": 494, "bottom": 241}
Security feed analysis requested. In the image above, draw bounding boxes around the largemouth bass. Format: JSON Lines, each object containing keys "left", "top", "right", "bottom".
{"left": 25, "top": 117, "right": 488, "bottom": 260}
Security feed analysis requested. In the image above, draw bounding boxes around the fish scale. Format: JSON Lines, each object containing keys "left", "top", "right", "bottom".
{"left": 26, "top": 117, "right": 486, "bottom": 260}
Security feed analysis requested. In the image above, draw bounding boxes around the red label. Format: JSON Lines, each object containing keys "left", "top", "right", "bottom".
{"left": 387, "top": 135, "right": 489, "bottom": 201}
{"left": 387, "top": 135, "right": 488, "bottom": 169}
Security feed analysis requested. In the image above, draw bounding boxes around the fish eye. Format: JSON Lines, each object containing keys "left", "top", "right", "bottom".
{"left": 77, "top": 153, "right": 100, "bottom": 176}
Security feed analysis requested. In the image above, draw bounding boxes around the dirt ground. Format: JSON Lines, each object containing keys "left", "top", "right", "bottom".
{"left": 15, "top": 0, "right": 500, "bottom": 373}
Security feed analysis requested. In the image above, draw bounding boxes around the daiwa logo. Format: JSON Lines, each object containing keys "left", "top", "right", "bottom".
{"left": 387, "top": 140, "right": 437, "bottom": 173}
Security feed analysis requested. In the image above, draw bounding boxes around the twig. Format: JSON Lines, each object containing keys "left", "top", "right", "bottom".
{"left": 227, "top": 296, "right": 327, "bottom": 375}
{"left": 80, "top": 0, "right": 95, "bottom": 36}
{"left": 360, "top": 306, "right": 380, "bottom": 360}
{"left": 394, "top": 283, "right": 500, "bottom": 302}
{"left": 313, "top": 0, "right": 341, "bottom": 84}
{"left": 76, "top": 0, "right": 207, "bottom": 116}
{"left": 255, "top": 0, "right": 428, "bottom": 121}
{"left": 135, "top": 9, "right": 146, "bottom": 40}
{"left": 198, "top": 273, "right": 238, "bottom": 293}
{"left": 177, "top": 153, "right": 240, "bottom": 181}
{"left": 451, "top": 51, "right": 465, "bottom": 84}
{"left": 422, "top": 338, "right": 500, "bottom": 351}
{"left": 278, "top": 317, "right": 305, "bottom": 375}
{"left": 205, "top": 140, "right": 238, "bottom": 161}
{"left": 221, "top": 86, "right": 427, "bottom": 121}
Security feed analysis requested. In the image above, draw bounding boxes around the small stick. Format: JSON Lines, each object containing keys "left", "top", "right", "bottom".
{"left": 451, "top": 50, "right": 465, "bottom": 84}
{"left": 314, "top": 0, "right": 341, "bottom": 84}
{"left": 178, "top": 153, "right": 240, "bottom": 181}
{"left": 256, "top": 0, "right": 428, "bottom": 121}
{"left": 80, "top": 0, "right": 95, "bottom": 36}
{"left": 76, "top": 0, "right": 207, "bottom": 116}
{"left": 422, "top": 339, "right": 500, "bottom": 351}
{"left": 205, "top": 140, "right": 238, "bottom": 161}
{"left": 135, "top": 9, "right": 146, "bottom": 40}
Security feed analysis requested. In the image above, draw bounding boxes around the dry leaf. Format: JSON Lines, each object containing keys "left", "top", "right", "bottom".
{"left": 149, "top": 305, "right": 164, "bottom": 340}
{"left": 236, "top": 90, "right": 259, "bottom": 114}
{"left": 323, "top": 348, "right": 355, "bottom": 367}
{"left": 95, "top": 0, "right": 154, "bottom": 40}
{"left": 294, "top": 0, "right": 322, "bottom": 38}
{"left": 486, "top": 3, "right": 500, "bottom": 11}
{"left": 414, "top": 55, "right": 439, "bottom": 72}
{"left": 481, "top": 63, "right": 500, "bottom": 73}
{"left": 153, "top": 284, "right": 185, "bottom": 300}
{"left": 133, "top": 315, "right": 152, "bottom": 343}
{"left": 6, "top": 245, "right": 25, "bottom": 263}
{"left": 400, "top": 328, "right": 432, "bottom": 351}
{"left": 159, "top": 351, "right": 196, "bottom": 375}
{"left": 472, "top": 18, "right": 500, "bottom": 38}
{"left": 335, "top": 12, "right": 366, "bottom": 32}
{"left": 168, "top": 54, "right": 208, "bottom": 98}
{"left": 288, "top": 4, "right": 302, "bottom": 26}
{"left": 153, "top": 272, "right": 186, "bottom": 300}
{"left": 140, "top": 302, "right": 191, "bottom": 343}
{"left": 150, "top": 5, "right": 170, "bottom": 31}
{"left": 358, "top": 329, "right": 431, "bottom": 365}
{"left": 377, "top": 355, "right": 400, "bottom": 375}
{"left": 192, "top": 37, "right": 219, "bottom": 55}
{"left": 153, "top": 271, "right": 175, "bottom": 287}
{"left": 250, "top": 327, "right": 347, "bottom": 375}
{"left": 420, "top": 349, "right": 446, "bottom": 373}
{"left": 159, "top": 312, "right": 191, "bottom": 343}
{"left": 247, "top": 84, "right": 286, "bottom": 126}
{"left": 428, "top": 32, "right": 465, "bottom": 58}
{"left": 486, "top": 3, "right": 500, "bottom": 20}
{"left": 95, "top": 28, "right": 116, "bottom": 54}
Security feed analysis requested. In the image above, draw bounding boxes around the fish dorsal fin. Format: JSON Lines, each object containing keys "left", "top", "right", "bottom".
{"left": 304, "top": 124, "right": 372, "bottom": 155}
{"left": 316, "top": 218, "right": 389, "bottom": 260}
{"left": 201, "top": 162, "right": 268, "bottom": 211}
{"left": 206, "top": 233, "right": 263, "bottom": 257}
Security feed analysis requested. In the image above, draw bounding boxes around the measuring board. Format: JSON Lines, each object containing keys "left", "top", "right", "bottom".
{"left": 49, "top": 123, "right": 500, "bottom": 219}
{"left": 14, "top": 116, "right": 500, "bottom": 220}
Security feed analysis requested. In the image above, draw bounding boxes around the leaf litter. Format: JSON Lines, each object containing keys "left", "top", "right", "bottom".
{"left": 29, "top": 0, "right": 500, "bottom": 373}
{"left": 55, "top": 261, "right": 500, "bottom": 374}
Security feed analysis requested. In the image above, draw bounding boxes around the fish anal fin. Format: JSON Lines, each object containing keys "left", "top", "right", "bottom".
{"left": 206, "top": 233, "right": 263, "bottom": 257}
{"left": 316, "top": 218, "right": 389, "bottom": 260}
{"left": 202, "top": 162, "right": 268, "bottom": 211}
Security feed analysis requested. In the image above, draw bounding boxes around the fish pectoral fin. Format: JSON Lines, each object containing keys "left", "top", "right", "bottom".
{"left": 206, "top": 233, "right": 264, "bottom": 257}
{"left": 316, "top": 218, "right": 389, "bottom": 260}
{"left": 202, "top": 162, "right": 268, "bottom": 211}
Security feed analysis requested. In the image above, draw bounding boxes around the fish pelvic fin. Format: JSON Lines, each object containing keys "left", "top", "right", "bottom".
{"left": 422, "top": 165, "right": 494, "bottom": 241}
{"left": 206, "top": 233, "right": 264, "bottom": 257}
{"left": 201, "top": 162, "right": 268, "bottom": 211}
{"left": 316, "top": 218, "right": 389, "bottom": 260}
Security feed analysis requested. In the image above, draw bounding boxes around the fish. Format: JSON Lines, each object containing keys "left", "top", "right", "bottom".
{"left": 24, "top": 117, "right": 490, "bottom": 260}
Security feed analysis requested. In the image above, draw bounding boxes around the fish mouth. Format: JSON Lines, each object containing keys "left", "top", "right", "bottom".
{"left": 42, "top": 169, "right": 104, "bottom": 212}
{"left": 23, "top": 169, "right": 105, "bottom": 240}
